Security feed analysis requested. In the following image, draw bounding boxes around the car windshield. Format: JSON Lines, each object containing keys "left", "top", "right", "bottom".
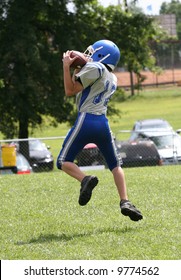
{"left": 29, "top": 140, "right": 46, "bottom": 151}
{"left": 149, "top": 134, "right": 179, "bottom": 149}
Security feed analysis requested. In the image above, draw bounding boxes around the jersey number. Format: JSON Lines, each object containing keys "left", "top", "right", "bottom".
{"left": 93, "top": 81, "right": 116, "bottom": 106}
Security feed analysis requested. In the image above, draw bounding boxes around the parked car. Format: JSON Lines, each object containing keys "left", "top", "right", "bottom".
{"left": 135, "top": 131, "right": 181, "bottom": 165}
{"left": 129, "top": 118, "right": 173, "bottom": 141}
{"left": 28, "top": 139, "right": 54, "bottom": 172}
{"left": 116, "top": 140, "right": 162, "bottom": 167}
{"left": 75, "top": 140, "right": 162, "bottom": 168}
{"left": 13, "top": 139, "right": 54, "bottom": 172}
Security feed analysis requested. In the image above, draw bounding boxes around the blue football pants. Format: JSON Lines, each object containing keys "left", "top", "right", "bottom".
{"left": 57, "top": 112, "right": 122, "bottom": 171}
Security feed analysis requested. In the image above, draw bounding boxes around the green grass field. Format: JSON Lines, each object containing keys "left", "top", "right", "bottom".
{"left": 0, "top": 86, "right": 181, "bottom": 260}
{"left": 0, "top": 166, "right": 181, "bottom": 260}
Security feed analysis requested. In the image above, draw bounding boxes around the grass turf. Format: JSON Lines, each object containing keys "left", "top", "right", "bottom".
{"left": 0, "top": 165, "right": 180, "bottom": 260}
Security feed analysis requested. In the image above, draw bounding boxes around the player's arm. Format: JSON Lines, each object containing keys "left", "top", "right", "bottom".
{"left": 62, "top": 51, "right": 83, "bottom": 96}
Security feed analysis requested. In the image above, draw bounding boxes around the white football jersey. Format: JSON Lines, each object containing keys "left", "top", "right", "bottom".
{"left": 75, "top": 62, "right": 117, "bottom": 115}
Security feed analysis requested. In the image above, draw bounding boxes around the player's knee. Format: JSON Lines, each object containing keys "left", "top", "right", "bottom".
{"left": 108, "top": 158, "right": 122, "bottom": 171}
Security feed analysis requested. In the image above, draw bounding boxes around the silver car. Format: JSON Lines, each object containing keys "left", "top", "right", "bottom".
{"left": 130, "top": 118, "right": 173, "bottom": 142}
{"left": 135, "top": 131, "right": 181, "bottom": 165}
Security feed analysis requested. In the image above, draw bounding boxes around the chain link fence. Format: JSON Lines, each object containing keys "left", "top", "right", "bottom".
{"left": 1, "top": 130, "right": 181, "bottom": 174}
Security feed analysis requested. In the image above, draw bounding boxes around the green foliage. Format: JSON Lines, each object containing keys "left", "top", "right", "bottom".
{"left": 0, "top": 79, "right": 4, "bottom": 88}
{"left": 0, "top": 0, "right": 167, "bottom": 139}
{"left": 0, "top": 0, "right": 74, "bottom": 138}
{"left": 103, "top": 6, "right": 159, "bottom": 73}
{"left": 0, "top": 166, "right": 180, "bottom": 259}
{"left": 111, "top": 87, "right": 127, "bottom": 102}
{"left": 102, "top": 6, "right": 164, "bottom": 96}
{"left": 0, "top": 0, "right": 107, "bottom": 138}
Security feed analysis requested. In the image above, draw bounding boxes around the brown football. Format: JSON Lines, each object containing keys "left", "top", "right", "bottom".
{"left": 70, "top": 51, "right": 87, "bottom": 68}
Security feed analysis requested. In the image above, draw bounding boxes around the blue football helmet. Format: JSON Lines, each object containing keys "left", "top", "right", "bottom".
{"left": 85, "top": 39, "right": 120, "bottom": 70}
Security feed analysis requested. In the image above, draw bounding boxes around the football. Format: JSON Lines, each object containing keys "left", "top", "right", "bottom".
{"left": 70, "top": 51, "right": 88, "bottom": 69}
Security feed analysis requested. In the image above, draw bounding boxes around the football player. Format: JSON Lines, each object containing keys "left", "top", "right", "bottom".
{"left": 57, "top": 39, "right": 143, "bottom": 221}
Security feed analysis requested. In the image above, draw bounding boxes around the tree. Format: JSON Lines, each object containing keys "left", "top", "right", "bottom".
{"left": 0, "top": 0, "right": 165, "bottom": 146}
{"left": 0, "top": 0, "right": 123, "bottom": 143}
{"left": 104, "top": 5, "right": 159, "bottom": 95}
{"left": 0, "top": 0, "right": 113, "bottom": 141}
{"left": 0, "top": 0, "right": 76, "bottom": 141}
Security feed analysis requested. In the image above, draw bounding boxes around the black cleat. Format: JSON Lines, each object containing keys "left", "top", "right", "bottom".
{"left": 79, "top": 176, "right": 98, "bottom": 206}
{"left": 120, "top": 200, "right": 143, "bottom": 221}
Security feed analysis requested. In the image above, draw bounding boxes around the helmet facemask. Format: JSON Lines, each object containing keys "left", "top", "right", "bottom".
{"left": 84, "top": 46, "right": 94, "bottom": 62}
{"left": 84, "top": 45, "right": 111, "bottom": 64}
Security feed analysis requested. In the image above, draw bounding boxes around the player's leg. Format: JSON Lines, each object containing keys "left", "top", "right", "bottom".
{"left": 56, "top": 112, "right": 87, "bottom": 175}
{"left": 61, "top": 161, "right": 85, "bottom": 182}
{"left": 61, "top": 161, "right": 98, "bottom": 206}
{"left": 112, "top": 166, "right": 128, "bottom": 200}
{"left": 97, "top": 122, "right": 143, "bottom": 221}
{"left": 112, "top": 166, "right": 143, "bottom": 221}
{"left": 57, "top": 112, "right": 98, "bottom": 205}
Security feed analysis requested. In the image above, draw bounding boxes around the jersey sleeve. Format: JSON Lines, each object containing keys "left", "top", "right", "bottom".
{"left": 75, "top": 62, "right": 104, "bottom": 89}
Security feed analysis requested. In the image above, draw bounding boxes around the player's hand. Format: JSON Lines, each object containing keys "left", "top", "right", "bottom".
{"left": 62, "top": 51, "right": 77, "bottom": 67}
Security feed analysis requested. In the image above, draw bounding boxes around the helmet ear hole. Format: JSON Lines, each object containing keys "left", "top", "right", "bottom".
{"left": 98, "top": 54, "right": 103, "bottom": 58}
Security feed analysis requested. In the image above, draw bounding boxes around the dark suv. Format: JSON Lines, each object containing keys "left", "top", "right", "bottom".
{"left": 75, "top": 140, "right": 162, "bottom": 168}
